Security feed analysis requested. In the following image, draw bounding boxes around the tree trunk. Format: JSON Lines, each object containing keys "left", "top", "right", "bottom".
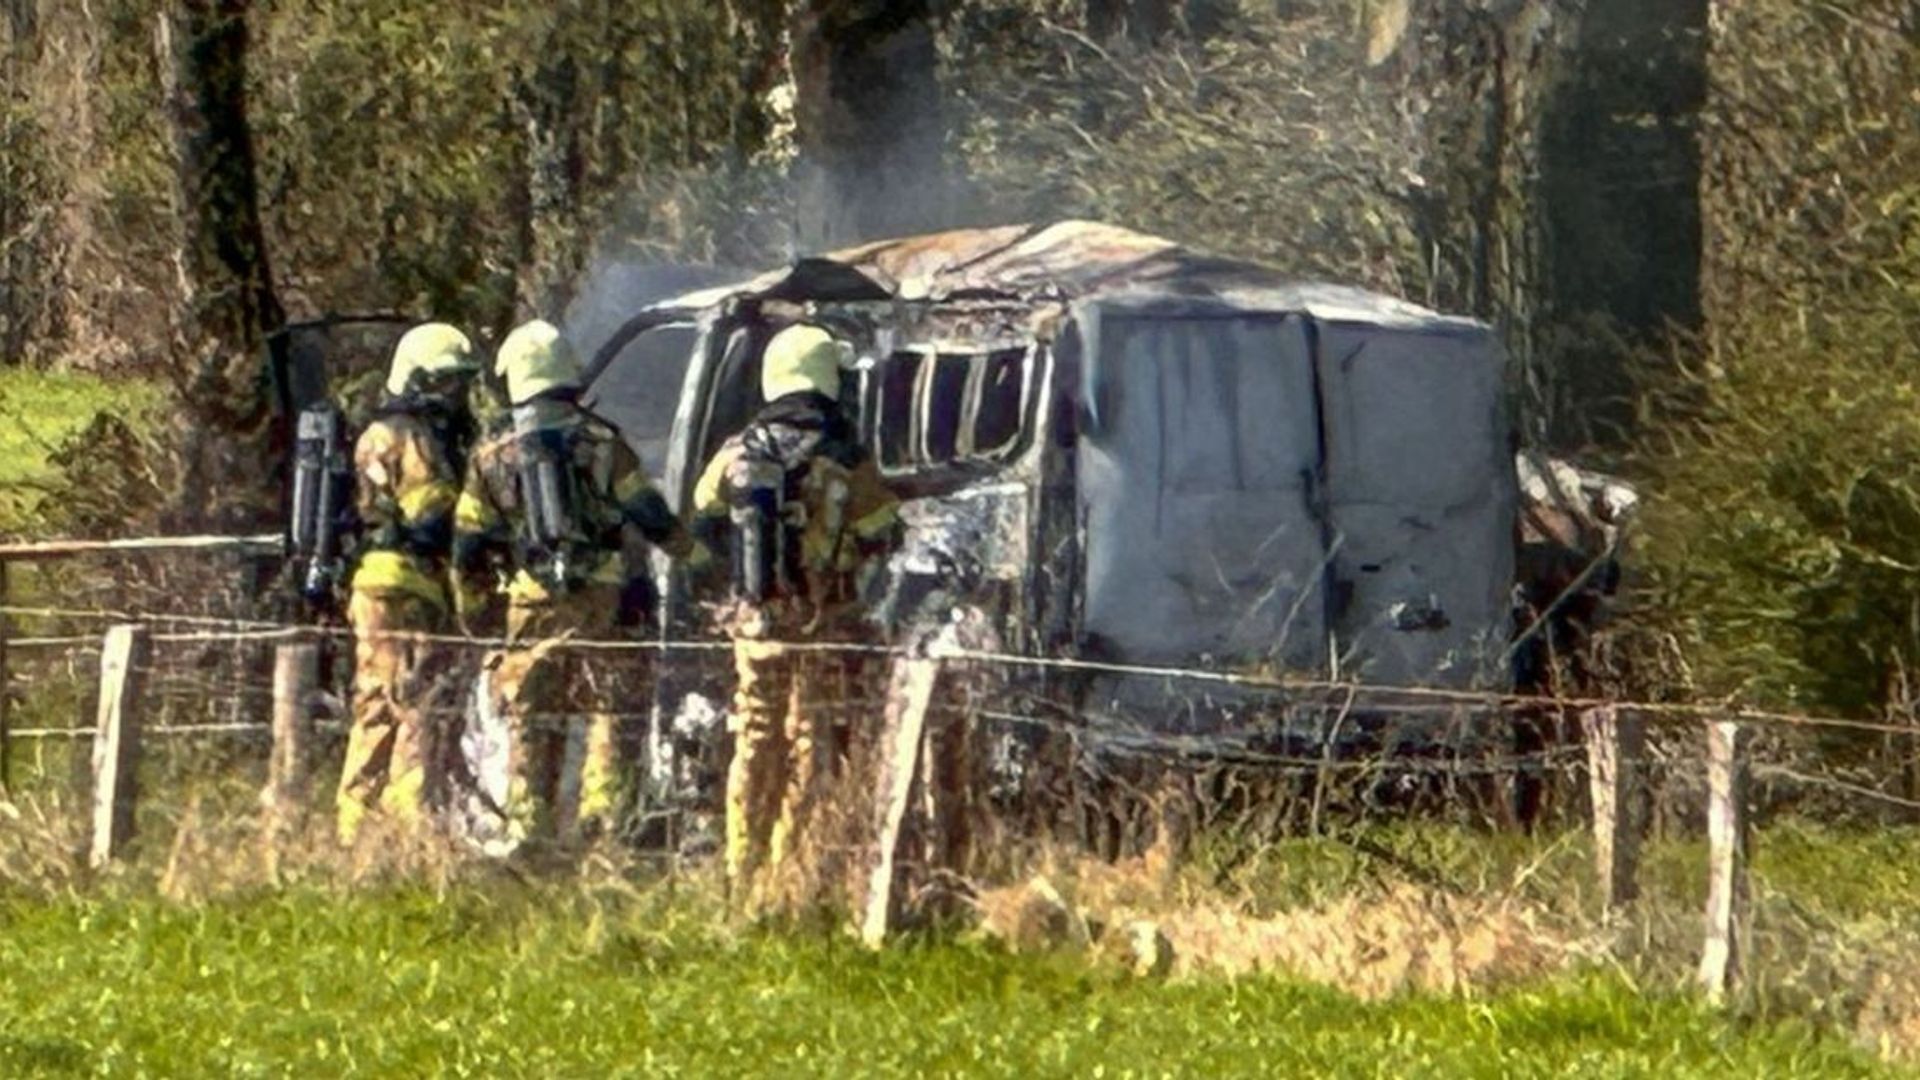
{"left": 1397, "top": 0, "right": 1705, "bottom": 449}
{"left": 165, "top": 0, "right": 282, "bottom": 365}
{"left": 161, "top": 0, "right": 284, "bottom": 529}
{"left": 1535, "top": 0, "right": 1707, "bottom": 446}
{"left": 1, "top": 0, "right": 61, "bottom": 366}
{"left": 789, "top": 0, "right": 953, "bottom": 250}
{"left": 1, "top": 5, "right": 35, "bottom": 364}
{"left": 512, "top": 49, "right": 588, "bottom": 321}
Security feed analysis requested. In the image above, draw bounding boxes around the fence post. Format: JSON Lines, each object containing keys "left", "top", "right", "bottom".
{"left": 265, "top": 641, "right": 320, "bottom": 820}
{"left": 89, "top": 623, "right": 150, "bottom": 868}
{"left": 1583, "top": 705, "right": 1644, "bottom": 911}
{"left": 862, "top": 655, "right": 941, "bottom": 948}
{"left": 1698, "top": 719, "right": 1750, "bottom": 1001}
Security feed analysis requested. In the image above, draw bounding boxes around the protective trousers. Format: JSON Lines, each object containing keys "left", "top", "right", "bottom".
{"left": 337, "top": 591, "right": 453, "bottom": 845}
{"left": 492, "top": 585, "right": 634, "bottom": 845}
{"left": 725, "top": 625, "right": 866, "bottom": 896}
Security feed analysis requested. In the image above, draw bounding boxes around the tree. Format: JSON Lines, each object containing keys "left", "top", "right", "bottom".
{"left": 511, "top": 28, "right": 590, "bottom": 320}
{"left": 946, "top": 2, "right": 1425, "bottom": 296}
{"left": 1629, "top": 0, "right": 1920, "bottom": 715}
{"left": 163, "top": 0, "right": 282, "bottom": 373}
{"left": 0, "top": 1, "right": 54, "bottom": 365}
{"left": 1534, "top": 0, "right": 1707, "bottom": 445}
{"left": 788, "top": 0, "right": 955, "bottom": 249}
{"left": 1387, "top": 0, "right": 1708, "bottom": 448}
{"left": 244, "top": 2, "right": 771, "bottom": 338}
{"left": 0, "top": 0, "right": 86, "bottom": 368}
{"left": 160, "top": 0, "right": 284, "bottom": 527}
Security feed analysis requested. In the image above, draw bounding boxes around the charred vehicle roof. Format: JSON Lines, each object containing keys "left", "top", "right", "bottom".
{"left": 595, "top": 220, "right": 1485, "bottom": 361}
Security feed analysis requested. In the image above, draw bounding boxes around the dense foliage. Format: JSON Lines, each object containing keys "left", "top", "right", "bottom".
{"left": 946, "top": 1, "right": 1422, "bottom": 294}
{"left": 1629, "top": 0, "right": 1920, "bottom": 713}
{"left": 4, "top": 0, "right": 774, "bottom": 363}
{"left": 251, "top": 1, "right": 776, "bottom": 332}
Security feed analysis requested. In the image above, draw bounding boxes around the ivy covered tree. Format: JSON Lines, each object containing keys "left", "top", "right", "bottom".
{"left": 161, "top": 0, "right": 284, "bottom": 529}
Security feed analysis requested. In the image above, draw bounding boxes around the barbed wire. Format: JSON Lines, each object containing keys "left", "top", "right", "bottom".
{"left": 1751, "top": 763, "right": 1920, "bottom": 812}
{"left": 10, "top": 722, "right": 280, "bottom": 740}
{"left": 971, "top": 705, "right": 1591, "bottom": 773}
{"left": 0, "top": 605, "right": 288, "bottom": 632}
{"left": 10, "top": 636, "right": 101, "bottom": 649}
{"left": 8, "top": 602, "right": 1920, "bottom": 743}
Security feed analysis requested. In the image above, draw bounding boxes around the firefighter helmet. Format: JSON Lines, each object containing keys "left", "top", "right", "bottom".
{"left": 385, "top": 322, "right": 477, "bottom": 397}
{"left": 761, "top": 324, "right": 848, "bottom": 403}
{"left": 495, "top": 319, "right": 582, "bottom": 406}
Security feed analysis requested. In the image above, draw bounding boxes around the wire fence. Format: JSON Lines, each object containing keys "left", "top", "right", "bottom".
{"left": 7, "top": 593, "right": 1920, "bottom": 823}
{"left": 4, "top": 540, "right": 1920, "bottom": 1009}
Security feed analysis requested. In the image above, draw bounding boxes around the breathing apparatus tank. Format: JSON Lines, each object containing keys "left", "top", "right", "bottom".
{"left": 287, "top": 401, "right": 355, "bottom": 607}
{"left": 511, "top": 403, "right": 582, "bottom": 591}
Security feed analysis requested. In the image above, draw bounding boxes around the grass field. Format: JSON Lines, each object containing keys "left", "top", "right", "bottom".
{"left": 0, "top": 883, "right": 1901, "bottom": 1078}
{"left": 7, "top": 760, "right": 1920, "bottom": 1076}
{"left": 0, "top": 366, "right": 159, "bottom": 535}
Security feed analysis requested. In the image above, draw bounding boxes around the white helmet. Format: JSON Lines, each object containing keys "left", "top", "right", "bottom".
{"left": 386, "top": 322, "right": 477, "bottom": 397}
{"left": 761, "top": 325, "right": 849, "bottom": 402}
{"left": 495, "top": 319, "right": 582, "bottom": 406}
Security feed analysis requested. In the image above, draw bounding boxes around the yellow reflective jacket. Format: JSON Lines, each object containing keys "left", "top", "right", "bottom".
{"left": 348, "top": 410, "right": 463, "bottom": 608}
{"left": 691, "top": 396, "right": 900, "bottom": 610}
{"left": 453, "top": 398, "right": 695, "bottom": 613}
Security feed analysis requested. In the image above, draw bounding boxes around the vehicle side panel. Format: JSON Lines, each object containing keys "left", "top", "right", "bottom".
{"left": 1315, "top": 323, "right": 1516, "bottom": 688}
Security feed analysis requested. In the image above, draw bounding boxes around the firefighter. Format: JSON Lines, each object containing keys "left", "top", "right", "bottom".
{"left": 337, "top": 321, "right": 480, "bottom": 845}
{"left": 453, "top": 318, "right": 701, "bottom": 848}
{"left": 690, "top": 323, "right": 901, "bottom": 898}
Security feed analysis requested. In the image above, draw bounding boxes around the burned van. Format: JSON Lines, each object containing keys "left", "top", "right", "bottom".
{"left": 587, "top": 221, "right": 1519, "bottom": 748}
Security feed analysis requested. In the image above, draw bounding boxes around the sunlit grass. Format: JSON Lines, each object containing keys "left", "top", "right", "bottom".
{"left": 0, "top": 367, "right": 160, "bottom": 536}
{"left": 0, "top": 882, "right": 1899, "bottom": 1078}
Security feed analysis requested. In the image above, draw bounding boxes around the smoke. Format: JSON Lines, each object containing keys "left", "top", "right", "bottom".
{"left": 561, "top": 259, "right": 743, "bottom": 365}
{"left": 563, "top": 257, "right": 745, "bottom": 472}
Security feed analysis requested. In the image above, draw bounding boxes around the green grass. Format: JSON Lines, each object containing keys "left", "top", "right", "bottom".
{"left": 0, "top": 885, "right": 1899, "bottom": 1078}
{"left": 1752, "top": 821, "right": 1920, "bottom": 924}
{"left": 0, "top": 366, "right": 160, "bottom": 535}
{"left": 1191, "top": 817, "right": 1920, "bottom": 928}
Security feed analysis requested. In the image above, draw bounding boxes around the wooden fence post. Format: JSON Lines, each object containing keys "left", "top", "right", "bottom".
{"left": 1583, "top": 705, "right": 1644, "bottom": 911}
{"left": 89, "top": 624, "right": 150, "bottom": 868}
{"left": 1698, "top": 720, "right": 1750, "bottom": 1001}
{"left": 863, "top": 655, "right": 941, "bottom": 948}
{"left": 264, "top": 641, "right": 319, "bottom": 820}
